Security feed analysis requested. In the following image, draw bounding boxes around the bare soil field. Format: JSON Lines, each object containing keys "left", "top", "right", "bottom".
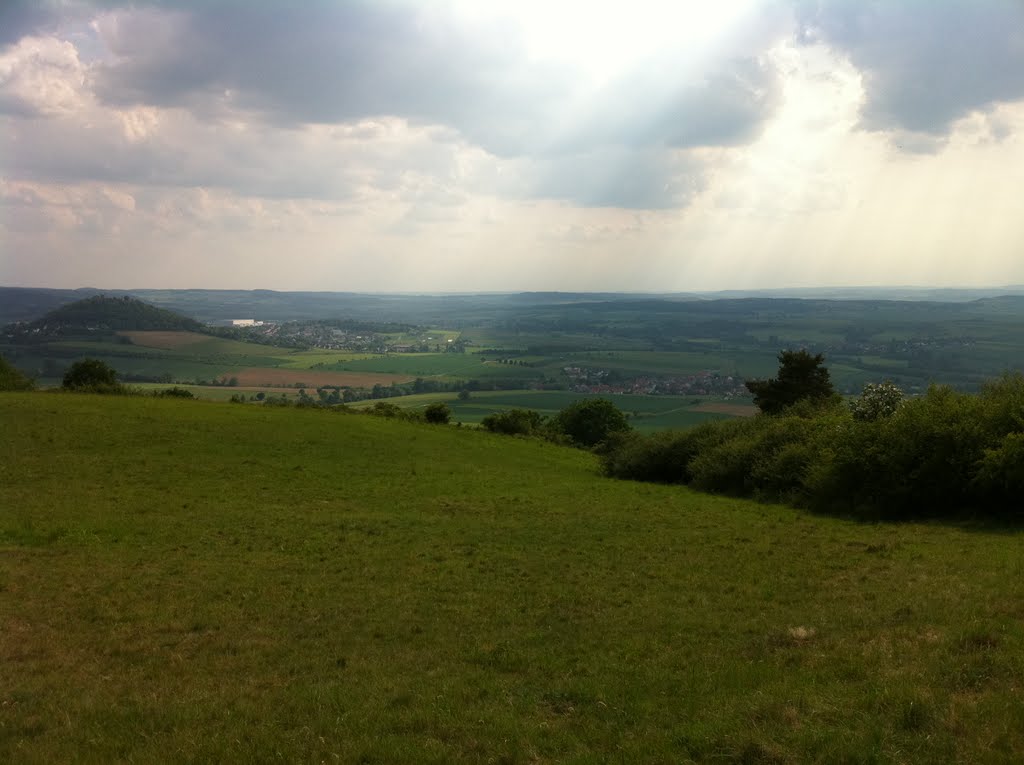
{"left": 691, "top": 401, "right": 758, "bottom": 417}
{"left": 118, "top": 331, "right": 209, "bottom": 349}
{"left": 229, "top": 367, "right": 413, "bottom": 388}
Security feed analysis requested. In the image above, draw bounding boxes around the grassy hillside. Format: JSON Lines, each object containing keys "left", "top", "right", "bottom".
{"left": 3, "top": 394, "right": 1024, "bottom": 762}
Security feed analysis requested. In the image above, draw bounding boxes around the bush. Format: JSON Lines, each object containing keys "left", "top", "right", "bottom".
{"left": 549, "top": 398, "right": 631, "bottom": 448}
{"left": 367, "top": 401, "right": 402, "bottom": 418}
{"left": 156, "top": 387, "right": 195, "bottom": 399}
{"left": 807, "top": 386, "right": 990, "bottom": 519}
{"left": 424, "top": 402, "right": 452, "bottom": 424}
{"left": 850, "top": 380, "right": 904, "bottom": 421}
{"left": 481, "top": 408, "right": 545, "bottom": 436}
{"left": 0, "top": 355, "right": 34, "bottom": 391}
{"left": 602, "top": 420, "right": 745, "bottom": 484}
{"left": 62, "top": 358, "right": 125, "bottom": 394}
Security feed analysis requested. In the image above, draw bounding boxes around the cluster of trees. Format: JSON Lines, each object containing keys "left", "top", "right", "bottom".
{"left": 60, "top": 358, "right": 128, "bottom": 394}
{"left": 602, "top": 350, "right": 1024, "bottom": 520}
{"left": 481, "top": 398, "right": 631, "bottom": 448}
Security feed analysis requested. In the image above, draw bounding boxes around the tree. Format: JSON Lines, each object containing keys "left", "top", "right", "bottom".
{"left": 62, "top": 358, "right": 120, "bottom": 392}
{"left": 850, "top": 381, "right": 904, "bottom": 421}
{"left": 0, "top": 355, "right": 34, "bottom": 391}
{"left": 549, "top": 398, "right": 631, "bottom": 448}
{"left": 424, "top": 402, "right": 452, "bottom": 424}
{"left": 481, "top": 408, "right": 544, "bottom": 436}
{"left": 745, "top": 350, "right": 837, "bottom": 415}
{"left": 457, "top": 389, "right": 471, "bottom": 401}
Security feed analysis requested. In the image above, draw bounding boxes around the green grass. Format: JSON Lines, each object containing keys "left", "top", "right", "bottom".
{"left": 4, "top": 393, "right": 1024, "bottom": 762}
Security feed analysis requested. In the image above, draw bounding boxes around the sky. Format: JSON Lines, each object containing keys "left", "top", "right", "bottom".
{"left": 2, "top": 0, "right": 1024, "bottom": 293}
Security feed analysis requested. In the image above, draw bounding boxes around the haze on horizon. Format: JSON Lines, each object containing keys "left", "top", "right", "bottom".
{"left": 2, "top": 0, "right": 1024, "bottom": 294}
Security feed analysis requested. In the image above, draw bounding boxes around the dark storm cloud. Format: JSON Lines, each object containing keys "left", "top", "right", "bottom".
{"left": 797, "top": 0, "right": 1024, "bottom": 137}
{"left": 0, "top": 0, "right": 62, "bottom": 45}
{"left": 89, "top": 1, "right": 569, "bottom": 156}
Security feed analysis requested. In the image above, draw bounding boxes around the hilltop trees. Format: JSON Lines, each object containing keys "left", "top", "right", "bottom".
{"left": 745, "top": 349, "right": 838, "bottom": 414}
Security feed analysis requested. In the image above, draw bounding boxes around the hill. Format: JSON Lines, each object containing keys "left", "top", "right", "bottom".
{"left": 3, "top": 393, "right": 1024, "bottom": 761}
{"left": 5, "top": 294, "right": 204, "bottom": 335}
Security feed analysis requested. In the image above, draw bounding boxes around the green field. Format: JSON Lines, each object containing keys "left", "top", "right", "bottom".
{"left": 4, "top": 393, "right": 1024, "bottom": 762}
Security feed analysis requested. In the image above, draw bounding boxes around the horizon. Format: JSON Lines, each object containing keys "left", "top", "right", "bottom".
{"left": 3, "top": 1, "right": 1024, "bottom": 291}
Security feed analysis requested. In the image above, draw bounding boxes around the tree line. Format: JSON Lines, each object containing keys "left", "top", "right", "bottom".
{"left": 601, "top": 350, "right": 1024, "bottom": 520}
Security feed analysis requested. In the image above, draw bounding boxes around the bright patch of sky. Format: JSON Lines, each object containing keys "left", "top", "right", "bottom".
{"left": 1, "top": 0, "right": 1023, "bottom": 291}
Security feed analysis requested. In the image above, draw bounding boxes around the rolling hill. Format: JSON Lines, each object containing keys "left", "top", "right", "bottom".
{"left": 3, "top": 392, "right": 1024, "bottom": 761}
{"left": 5, "top": 294, "right": 205, "bottom": 335}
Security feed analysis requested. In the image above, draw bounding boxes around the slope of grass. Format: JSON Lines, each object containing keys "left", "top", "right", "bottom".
{"left": 3, "top": 393, "right": 1024, "bottom": 762}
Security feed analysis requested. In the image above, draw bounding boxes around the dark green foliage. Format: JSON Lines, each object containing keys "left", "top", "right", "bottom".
{"left": 155, "top": 387, "right": 195, "bottom": 399}
{"left": 602, "top": 421, "right": 741, "bottom": 483}
{"left": 62, "top": 358, "right": 122, "bottom": 393}
{"left": 481, "top": 408, "right": 545, "bottom": 436}
{"left": 549, "top": 398, "right": 631, "bottom": 448}
{"left": 0, "top": 355, "right": 34, "bottom": 391}
{"left": 13, "top": 294, "right": 203, "bottom": 335}
{"left": 424, "top": 402, "right": 452, "bottom": 424}
{"left": 603, "top": 372, "right": 1024, "bottom": 520}
{"left": 367, "top": 401, "right": 403, "bottom": 418}
{"left": 746, "top": 349, "right": 838, "bottom": 415}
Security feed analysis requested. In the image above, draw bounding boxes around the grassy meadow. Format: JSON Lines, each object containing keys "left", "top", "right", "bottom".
{"left": 4, "top": 393, "right": 1024, "bottom": 762}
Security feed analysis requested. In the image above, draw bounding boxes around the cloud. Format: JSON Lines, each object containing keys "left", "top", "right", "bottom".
{"left": 81, "top": 2, "right": 787, "bottom": 160}
{"left": 797, "top": 0, "right": 1024, "bottom": 138}
{"left": 0, "top": 36, "right": 86, "bottom": 117}
{"left": 0, "top": 0, "right": 65, "bottom": 46}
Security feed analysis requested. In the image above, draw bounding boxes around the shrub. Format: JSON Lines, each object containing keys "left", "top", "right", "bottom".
{"left": 602, "top": 420, "right": 746, "bottom": 484}
{"left": 807, "top": 386, "right": 989, "bottom": 519}
{"left": 850, "top": 381, "right": 904, "bottom": 422}
{"left": 974, "top": 433, "right": 1024, "bottom": 514}
{"left": 0, "top": 355, "right": 34, "bottom": 391}
{"left": 156, "top": 387, "right": 195, "bottom": 399}
{"left": 367, "top": 401, "right": 402, "bottom": 418}
{"left": 549, "top": 398, "right": 631, "bottom": 448}
{"left": 424, "top": 402, "right": 452, "bottom": 424}
{"left": 62, "top": 358, "right": 125, "bottom": 394}
{"left": 481, "top": 408, "right": 545, "bottom": 436}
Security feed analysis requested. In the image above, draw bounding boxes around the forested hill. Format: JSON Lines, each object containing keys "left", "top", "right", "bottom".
{"left": 5, "top": 295, "right": 204, "bottom": 335}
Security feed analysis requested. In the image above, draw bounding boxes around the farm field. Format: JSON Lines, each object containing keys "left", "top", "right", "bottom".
{"left": 229, "top": 367, "right": 412, "bottom": 389}
{"left": 4, "top": 393, "right": 1024, "bottom": 762}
